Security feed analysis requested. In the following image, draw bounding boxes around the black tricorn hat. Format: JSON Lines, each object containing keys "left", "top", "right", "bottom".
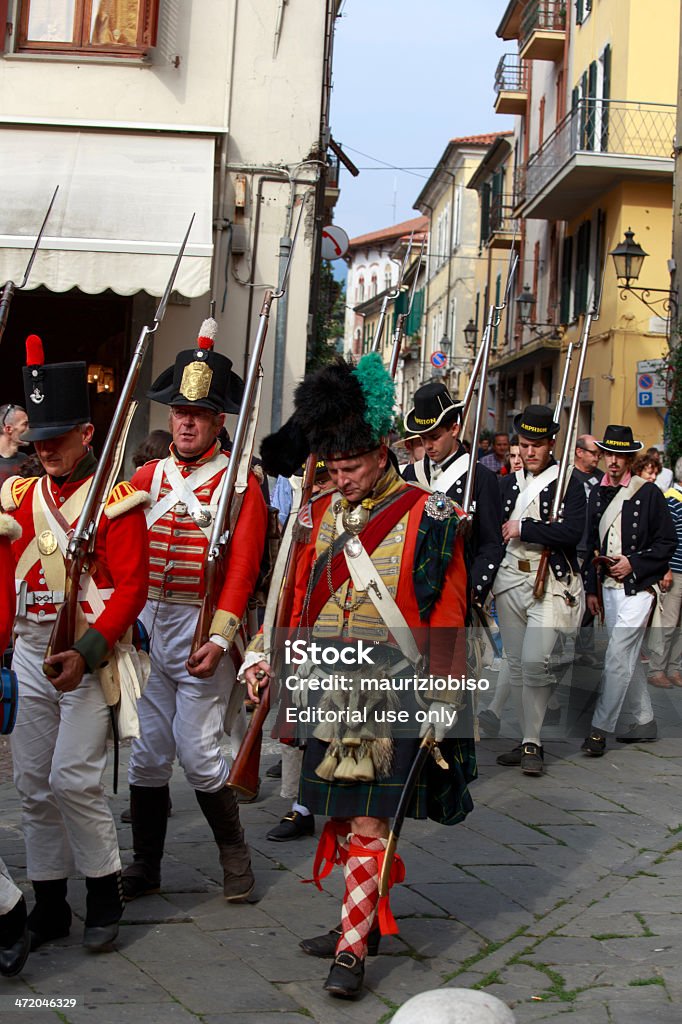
{"left": 147, "top": 318, "right": 244, "bottom": 414}
{"left": 596, "top": 425, "right": 643, "bottom": 454}
{"left": 404, "top": 382, "right": 462, "bottom": 435}
{"left": 22, "top": 335, "right": 90, "bottom": 441}
{"left": 513, "top": 404, "right": 560, "bottom": 439}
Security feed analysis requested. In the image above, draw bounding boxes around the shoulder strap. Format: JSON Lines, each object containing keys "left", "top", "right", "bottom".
{"left": 413, "top": 458, "right": 429, "bottom": 488}
{"left": 598, "top": 476, "right": 646, "bottom": 544}
{"left": 510, "top": 464, "right": 559, "bottom": 520}
{"left": 433, "top": 452, "right": 470, "bottom": 495}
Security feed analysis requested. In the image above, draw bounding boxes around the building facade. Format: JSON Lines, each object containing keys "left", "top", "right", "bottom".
{"left": 0, "top": 0, "right": 341, "bottom": 456}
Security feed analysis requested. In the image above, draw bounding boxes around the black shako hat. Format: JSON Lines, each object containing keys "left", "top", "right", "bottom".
{"left": 22, "top": 335, "right": 90, "bottom": 441}
{"left": 595, "top": 424, "right": 643, "bottom": 454}
{"left": 513, "top": 404, "right": 560, "bottom": 439}
{"left": 147, "top": 318, "right": 244, "bottom": 414}
{"left": 404, "top": 381, "right": 463, "bottom": 435}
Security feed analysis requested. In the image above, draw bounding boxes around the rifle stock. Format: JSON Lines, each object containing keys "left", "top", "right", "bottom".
{"left": 532, "top": 549, "right": 550, "bottom": 600}
{"left": 43, "top": 561, "right": 81, "bottom": 677}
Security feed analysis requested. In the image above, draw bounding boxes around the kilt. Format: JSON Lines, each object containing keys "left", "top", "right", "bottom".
{"left": 299, "top": 734, "right": 477, "bottom": 823}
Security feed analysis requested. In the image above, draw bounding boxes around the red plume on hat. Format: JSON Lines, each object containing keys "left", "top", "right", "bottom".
{"left": 26, "top": 334, "right": 44, "bottom": 366}
{"left": 197, "top": 318, "right": 217, "bottom": 351}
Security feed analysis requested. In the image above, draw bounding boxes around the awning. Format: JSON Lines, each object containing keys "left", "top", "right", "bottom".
{"left": 0, "top": 128, "right": 215, "bottom": 297}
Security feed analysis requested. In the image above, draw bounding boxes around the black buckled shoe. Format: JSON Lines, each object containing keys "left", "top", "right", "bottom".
{"left": 300, "top": 925, "right": 381, "bottom": 959}
{"left": 0, "top": 897, "right": 30, "bottom": 978}
{"left": 496, "top": 745, "right": 523, "bottom": 766}
{"left": 616, "top": 720, "right": 658, "bottom": 744}
{"left": 581, "top": 730, "right": 607, "bottom": 756}
{"left": 323, "top": 950, "right": 365, "bottom": 998}
{"left": 265, "top": 760, "right": 282, "bottom": 779}
{"left": 266, "top": 811, "right": 315, "bottom": 842}
{"left": 520, "top": 743, "right": 544, "bottom": 776}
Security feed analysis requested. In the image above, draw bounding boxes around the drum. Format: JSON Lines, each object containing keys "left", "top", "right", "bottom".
{"left": 0, "top": 667, "right": 18, "bottom": 734}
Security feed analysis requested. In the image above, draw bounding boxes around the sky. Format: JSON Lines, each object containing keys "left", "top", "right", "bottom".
{"left": 329, "top": 1, "right": 514, "bottom": 243}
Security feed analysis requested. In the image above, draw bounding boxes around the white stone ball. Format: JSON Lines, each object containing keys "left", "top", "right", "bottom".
{"left": 391, "top": 988, "right": 516, "bottom": 1024}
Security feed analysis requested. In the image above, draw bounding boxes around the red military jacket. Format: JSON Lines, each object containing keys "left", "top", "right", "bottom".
{"left": 1, "top": 450, "right": 150, "bottom": 670}
{"left": 0, "top": 514, "right": 20, "bottom": 652}
{"left": 131, "top": 441, "right": 268, "bottom": 645}
{"left": 288, "top": 467, "right": 468, "bottom": 680}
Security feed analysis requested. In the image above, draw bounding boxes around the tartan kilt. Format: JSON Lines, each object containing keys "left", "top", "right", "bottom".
{"left": 299, "top": 734, "right": 477, "bottom": 823}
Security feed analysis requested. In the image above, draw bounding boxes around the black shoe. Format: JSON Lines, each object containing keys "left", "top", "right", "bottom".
{"left": 265, "top": 760, "right": 282, "bottom": 779}
{"left": 478, "top": 709, "right": 501, "bottom": 737}
{"left": 324, "top": 951, "right": 365, "bottom": 998}
{"left": 300, "top": 926, "right": 381, "bottom": 959}
{"left": 520, "top": 742, "right": 544, "bottom": 776}
{"left": 195, "top": 787, "right": 255, "bottom": 902}
{"left": 121, "top": 863, "right": 161, "bottom": 901}
{"left": 122, "top": 784, "right": 169, "bottom": 900}
{"left": 0, "top": 897, "right": 30, "bottom": 977}
{"left": 496, "top": 745, "right": 523, "bottom": 766}
{"left": 267, "top": 811, "right": 315, "bottom": 842}
{"left": 237, "top": 779, "right": 261, "bottom": 804}
{"left": 83, "top": 872, "right": 124, "bottom": 952}
{"left": 581, "top": 730, "right": 607, "bottom": 756}
{"left": 616, "top": 720, "right": 658, "bottom": 744}
{"left": 27, "top": 880, "right": 71, "bottom": 951}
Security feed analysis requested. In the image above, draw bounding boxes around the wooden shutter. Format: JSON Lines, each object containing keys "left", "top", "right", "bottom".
{"left": 560, "top": 235, "right": 573, "bottom": 324}
{"left": 601, "top": 44, "right": 612, "bottom": 151}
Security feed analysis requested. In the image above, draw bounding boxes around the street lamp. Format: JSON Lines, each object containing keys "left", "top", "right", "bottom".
{"left": 463, "top": 318, "right": 478, "bottom": 352}
{"left": 517, "top": 284, "right": 535, "bottom": 325}
{"left": 610, "top": 227, "right": 678, "bottom": 327}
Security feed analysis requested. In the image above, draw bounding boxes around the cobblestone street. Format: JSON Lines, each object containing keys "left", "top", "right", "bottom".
{"left": 2, "top": 707, "right": 682, "bottom": 1023}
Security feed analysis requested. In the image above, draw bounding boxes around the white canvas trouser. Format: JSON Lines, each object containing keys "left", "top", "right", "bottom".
{"left": 10, "top": 622, "right": 120, "bottom": 880}
{"left": 647, "top": 572, "right": 682, "bottom": 676}
{"left": 592, "top": 588, "right": 655, "bottom": 733}
{"left": 0, "top": 858, "right": 22, "bottom": 915}
{"left": 128, "top": 601, "right": 237, "bottom": 793}
{"left": 495, "top": 579, "right": 559, "bottom": 690}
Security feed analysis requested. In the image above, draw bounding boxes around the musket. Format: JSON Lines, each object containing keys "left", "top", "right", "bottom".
{"left": 0, "top": 187, "right": 59, "bottom": 346}
{"left": 532, "top": 267, "right": 605, "bottom": 600}
{"left": 371, "top": 233, "right": 413, "bottom": 355}
{"left": 43, "top": 214, "right": 195, "bottom": 677}
{"left": 387, "top": 236, "right": 426, "bottom": 378}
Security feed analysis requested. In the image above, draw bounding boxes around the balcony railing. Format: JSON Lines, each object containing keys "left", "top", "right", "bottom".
{"left": 490, "top": 194, "right": 518, "bottom": 237}
{"left": 520, "top": 0, "right": 567, "bottom": 46}
{"left": 494, "top": 53, "right": 529, "bottom": 96}
{"left": 517, "top": 99, "right": 675, "bottom": 206}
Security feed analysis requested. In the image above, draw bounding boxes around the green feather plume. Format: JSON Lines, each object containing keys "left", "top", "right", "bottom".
{"left": 353, "top": 352, "right": 396, "bottom": 440}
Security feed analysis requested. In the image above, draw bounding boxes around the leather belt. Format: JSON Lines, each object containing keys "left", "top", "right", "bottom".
{"left": 517, "top": 559, "right": 542, "bottom": 572}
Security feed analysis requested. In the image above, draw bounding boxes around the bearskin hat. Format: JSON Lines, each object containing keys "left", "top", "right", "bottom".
{"left": 260, "top": 353, "right": 395, "bottom": 477}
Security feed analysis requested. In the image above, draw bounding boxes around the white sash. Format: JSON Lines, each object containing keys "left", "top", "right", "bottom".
{"left": 334, "top": 508, "right": 421, "bottom": 666}
{"left": 509, "top": 464, "right": 559, "bottom": 521}
{"left": 413, "top": 458, "right": 429, "bottom": 488}
{"left": 428, "top": 452, "right": 470, "bottom": 495}
{"left": 598, "top": 476, "right": 646, "bottom": 545}
{"left": 146, "top": 454, "right": 229, "bottom": 537}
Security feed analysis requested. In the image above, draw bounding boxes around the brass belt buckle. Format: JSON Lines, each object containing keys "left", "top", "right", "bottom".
{"left": 518, "top": 559, "right": 531, "bottom": 572}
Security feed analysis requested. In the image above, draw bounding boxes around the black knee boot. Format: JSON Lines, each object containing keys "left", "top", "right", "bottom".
{"left": 83, "top": 872, "right": 123, "bottom": 952}
{"left": 195, "top": 787, "right": 255, "bottom": 901}
{"left": 27, "top": 879, "right": 71, "bottom": 951}
{"left": 121, "top": 784, "right": 170, "bottom": 901}
{"left": 0, "top": 896, "right": 30, "bottom": 977}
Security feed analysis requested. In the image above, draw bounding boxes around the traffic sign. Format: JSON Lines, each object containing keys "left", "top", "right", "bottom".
{"left": 321, "top": 225, "right": 349, "bottom": 261}
{"left": 431, "top": 351, "right": 447, "bottom": 368}
{"left": 636, "top": 358, "right": 667, "bottom": 408}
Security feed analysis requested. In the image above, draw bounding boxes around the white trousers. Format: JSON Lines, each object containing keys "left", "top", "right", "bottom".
{"left": 648, "top": 572, "right": 682, "bottom": 676}
{"left": 128, "top": 601, "right": 238, "bottom": 793}
{"left": 592, "top": 588, "right": 654, "bottom": 733}
{"left": 495, "top": 580, "right": 560, "bottom": 690}
{"left": 11, "top": 622, "right": 120, "bottom": 880}
{"left": 0, "top": 858, "right": 22, "bottom": 915}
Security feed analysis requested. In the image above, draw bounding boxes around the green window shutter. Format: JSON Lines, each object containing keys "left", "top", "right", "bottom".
{"left": 560, "top": 235, "right": 573, "bottom": 324}
{"left": 405, "top": 288, "right": 424, "bottom": 337}
{"left": 579, "top": 70, "right": 588, "bottom": 148}
{"left": 574, "top": 221, "right": 591, "bottom": 315}
{"left": 586, "top": 61, "right": 597, "bottom": 150}
{"left": 576, "top": 0, "right": 584, "bottom": 24}
{"left": 480, "top": 183, "right": 491, "bottom": 245}
{"left": 601, "top": 44, "right": 611, "bottom": 150}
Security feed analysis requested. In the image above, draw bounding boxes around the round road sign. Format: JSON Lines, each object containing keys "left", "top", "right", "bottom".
{"left": 431, "top": 351, "right": 447, "bottom": 368}
{"left": 321, "top": 225, "right": 350, "bottom": 261}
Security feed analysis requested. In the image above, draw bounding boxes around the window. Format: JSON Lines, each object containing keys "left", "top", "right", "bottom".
{"left": 17, "top": 0, "right": 159, "bottom": 56}
{"left": 452, "top": 185, "right": 463, "bottom": 250}
{"left": 370, "top": 273, "right": 378, "bottom": 298}
{"left": 357, "top": 276, "right": 365, "bottom": 303}
{"left": 384, "top": 265, "right": 392, "bottom": 292}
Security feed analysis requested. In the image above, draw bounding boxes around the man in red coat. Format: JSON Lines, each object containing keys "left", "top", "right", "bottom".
{"left": 245, "top": 355, "right": 476, "bottom": 999}
{"left": 1, "top": 337, "right": 149, "bottom": 953}
{"left": 122, "top": 319, "right": 267, "bottom": 904}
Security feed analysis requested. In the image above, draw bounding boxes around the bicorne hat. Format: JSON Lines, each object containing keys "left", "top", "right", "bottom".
{"left": 404, "top": 382, "right": 463, "bottom": 435}
{"left": 147, "top": 318, "right": 244, "bottom": 414}
{"left": 259, "top": 353, "right": 395, "bottom": 477}
{"left": 513, "top": 404, "right": 560, "bottom": 439}
{"left": 595, "top": 425, "right": 643, "bottom": 454}
{"left": 22, "top": 335, "right": 90, "bottom": 442}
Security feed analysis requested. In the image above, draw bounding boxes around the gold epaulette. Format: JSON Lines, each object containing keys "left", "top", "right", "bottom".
{"left": 0, "top": 476, "right": 38, "bottom": 513}
{"left": 104, "top": 481, "right": 151, "bottom": 520}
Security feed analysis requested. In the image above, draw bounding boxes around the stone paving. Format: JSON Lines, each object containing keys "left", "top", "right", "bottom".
{"left": 2, "top": 695, "right": 682, "bottom": 1023}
